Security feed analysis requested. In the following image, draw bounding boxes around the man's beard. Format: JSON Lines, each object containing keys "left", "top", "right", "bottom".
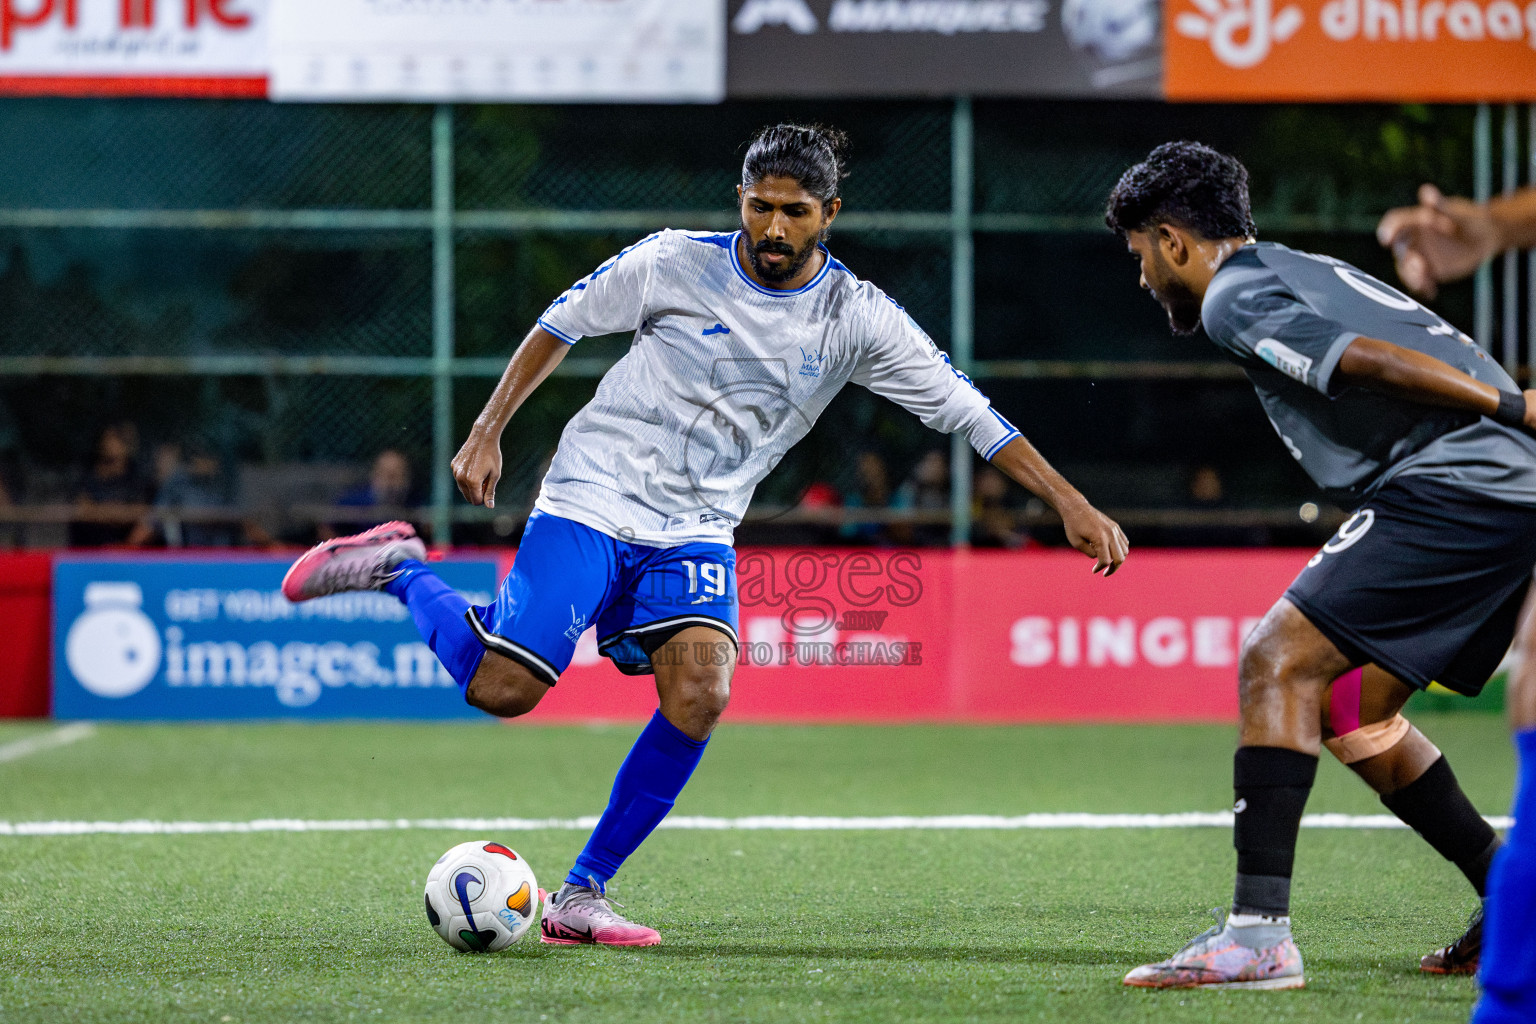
{"left": 1158, "top": 280, "right": 1203, "bottom": 336}
{"left": 742, "top": 222, "right": 823, "bottom": 283}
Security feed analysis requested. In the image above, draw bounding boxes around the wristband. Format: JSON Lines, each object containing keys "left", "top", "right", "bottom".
{"left": 1494, "top": 389, "right": 1527, "bottom": 428}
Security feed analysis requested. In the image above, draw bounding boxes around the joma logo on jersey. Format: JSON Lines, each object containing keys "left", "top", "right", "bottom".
{"left": 702, "top": 323, "right": 731, "bottom": 337}
{"left": 799, "top": 347, "right": 825, "bottom": 378}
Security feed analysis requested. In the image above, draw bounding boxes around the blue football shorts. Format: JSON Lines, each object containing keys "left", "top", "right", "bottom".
{"left": 466, "top": 511, "right": 739, "bottom": 686}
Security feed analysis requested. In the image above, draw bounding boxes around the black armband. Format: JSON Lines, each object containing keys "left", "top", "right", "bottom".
{"left": 1494, "top": 390, "right": 1527, "bottom": 428}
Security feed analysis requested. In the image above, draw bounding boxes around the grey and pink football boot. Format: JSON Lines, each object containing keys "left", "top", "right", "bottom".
{"left": 540, "top": 880, "right": 662, "bottom": 947}
{"left": 281, "top": 521, "right": 426, "bottom": 602}
{"left": 1123, "top": 909, "right": 1304, "bottom": 990}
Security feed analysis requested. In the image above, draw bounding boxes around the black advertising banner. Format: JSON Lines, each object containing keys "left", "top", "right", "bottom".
{"left": 726, "top": 0, "right": 1163, "bottom": 98}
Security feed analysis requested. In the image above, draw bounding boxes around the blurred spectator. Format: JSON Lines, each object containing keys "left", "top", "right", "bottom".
{"left": 130, "top": 440, "right": 256, "bottom": 548}
{"left": 125, "top": 442, "right": 184, "bottom": 546}
{"left": 1161, "top": 464, "right": 1271, "bottom": 547}
{"left": 970, "top": 465, "right": 1026, "bottom": 549}
{"left": 1189, "top": 464, "right": 1223, "bottom": 505}
{"left": 840, "top": 450, "right": 892, "bottom": 545}
{"left": 70, "top": 422, "right": 151, "bottom": 547}
{"left": 891, "top": 449, "right": 950, "bottom": 546}
{"left": 345, "top": 448, "right": 414, "bottom": 507}
{"left": 795, "top": 479, "right": 842, "bottom": 545}
{"left": 321, "top": 448, "right": 419, "bottom": 539}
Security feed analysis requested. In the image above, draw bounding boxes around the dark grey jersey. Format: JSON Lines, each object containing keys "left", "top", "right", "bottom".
{"left": 1201, "top": 242, "right": 1536, "bottom": 508}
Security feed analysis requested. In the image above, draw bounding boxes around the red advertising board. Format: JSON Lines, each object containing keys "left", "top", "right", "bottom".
{"left": 529, "top": 547, "right": 1314, "bottom": 724}
{"left": 0, "top": 0, "right": 266, "bottom": 97}
{"left": 0, "top": 552, "right": 52, "bottom": 717}
{"left": 5, "top": 547, "right": 1312, "bottom": 722}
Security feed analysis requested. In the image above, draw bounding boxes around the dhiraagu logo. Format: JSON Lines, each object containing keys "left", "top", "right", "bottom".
{"left": 1175, "top": 0, "right": 1303, "bottom": 67}
{"left": 65, "top": 582, "right": 162, "bottom": 698}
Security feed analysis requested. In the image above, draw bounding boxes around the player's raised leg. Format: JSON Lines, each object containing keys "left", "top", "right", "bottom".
{"left": 1473, "top": 599, "right": 1536, "bottom": 1024}
{"left": 1125, "top": 598, "right": 1347, "bottom": 990}
{"left": 541, "top": 625, "right": 733, "bottom": 947}
{"left": 282, "top": 521, "right": 511, "bottom": 701}
{"left": 283, "top": 512, "right": 620, "bottom": 719}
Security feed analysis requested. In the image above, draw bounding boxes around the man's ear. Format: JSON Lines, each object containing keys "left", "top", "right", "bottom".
{"left": 823, "top": 196, "right": 842, "bottom": 226}
{"left": 736, "top": 184, "right": 745, "bottom": 203}
{"left": 1157, "top": 223, "right": 1191, "bottom": 267}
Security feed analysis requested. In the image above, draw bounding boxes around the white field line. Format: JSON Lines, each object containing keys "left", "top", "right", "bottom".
{"left": 0, "top": 812, "right": 1513, "bottom": 837}
{"left": 0, "top": 724, "right": 95, "bottom": 765}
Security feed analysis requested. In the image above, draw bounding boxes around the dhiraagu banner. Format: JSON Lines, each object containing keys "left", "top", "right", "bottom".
{"left": 52, "top": 556, "right": 497, "bottom": 720}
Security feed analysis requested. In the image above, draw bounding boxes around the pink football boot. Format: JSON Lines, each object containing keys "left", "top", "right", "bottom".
{"left": 281, "top": 521, "right": 426, "bottom": 602}
{"left": 539, "top": 881, "right": 661, "bottom": 947}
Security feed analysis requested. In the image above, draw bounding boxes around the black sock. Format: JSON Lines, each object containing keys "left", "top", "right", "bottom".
{"left": 1232, "top": 746, "right": 1319, "bottom": 918}
{"left": 1380, "top": 755, "right": 1502, "bottom": 897}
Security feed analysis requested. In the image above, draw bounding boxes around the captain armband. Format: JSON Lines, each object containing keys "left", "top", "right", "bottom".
{"left": 1323, "top": 714, "right": 1435, "bottom": 765}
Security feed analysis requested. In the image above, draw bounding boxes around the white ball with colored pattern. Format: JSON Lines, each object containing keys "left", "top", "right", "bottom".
{"left": 424, "top": 840, "right": 540, "bottom": 952}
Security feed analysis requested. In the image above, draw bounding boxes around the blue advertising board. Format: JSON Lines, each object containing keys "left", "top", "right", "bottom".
{"left": 53, "top": 557, "right": 498, "bottom": 720}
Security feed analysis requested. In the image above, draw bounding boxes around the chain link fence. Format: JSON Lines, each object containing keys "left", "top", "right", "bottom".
{"left": 0, "top": 97, "right": 1484, "bottom": 548}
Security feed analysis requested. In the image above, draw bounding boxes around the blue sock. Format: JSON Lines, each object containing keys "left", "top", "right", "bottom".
{"left": 1474, "top": 727, "right": 1536, "bottom": 1024}
{"left": 566, "top": 710, "right": 708, "bottom": 891}
{"left": 384, "top": 560, "right": 486, "bottom": 695}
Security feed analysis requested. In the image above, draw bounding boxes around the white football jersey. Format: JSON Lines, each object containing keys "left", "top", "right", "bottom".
{"left": 532, "top": 229, "right": 1020, "bottom": 547}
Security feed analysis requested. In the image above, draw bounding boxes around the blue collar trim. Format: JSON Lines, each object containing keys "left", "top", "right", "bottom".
{"left": 730, "top": 231, "right": 835, "bottom": 297}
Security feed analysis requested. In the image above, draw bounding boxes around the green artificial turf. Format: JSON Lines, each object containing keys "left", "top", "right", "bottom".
{"left": 0, "top": 716, "right": 1516, "bottom": 1023}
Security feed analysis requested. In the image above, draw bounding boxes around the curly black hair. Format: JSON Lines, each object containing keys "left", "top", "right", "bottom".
{"left": 1105, "top": 141, "right": 1256, "bottom": 241}
{"left": 741, "top": 124, "right": 851, "bottom": 204}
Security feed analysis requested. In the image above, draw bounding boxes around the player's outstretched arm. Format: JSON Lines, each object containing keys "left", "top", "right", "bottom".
{"left": 990, "top": 436, "right": 1129, "bottom": 576}
{"left": 1377, "top": 184, "right": 1536, "bottom": 299}
{"left": 451, "top": 325, "right": 570, "bottom": 508}
{"left": 1335, "top": 336, "right": 1536, "bottom": 431}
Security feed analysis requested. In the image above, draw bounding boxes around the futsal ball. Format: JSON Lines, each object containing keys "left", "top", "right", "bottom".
{"left": 423, "top": 840, "right": 540, "bottom": 952}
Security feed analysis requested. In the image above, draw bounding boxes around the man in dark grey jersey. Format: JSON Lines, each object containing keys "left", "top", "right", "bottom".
{"left": 1105, "top": 142, "right": 1536, "bottom": 991}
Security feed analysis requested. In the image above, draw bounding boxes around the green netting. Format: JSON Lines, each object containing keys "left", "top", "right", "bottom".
{"left": 0, "top": 230, "right": 432, "bottom": 358}
{"left": 456, "top": 102, "right": 951, "bottom": 212}
{"left": 259, "top": 376, "right": 434, "bottom": 465}
{"left": 0, "top": 96, "right": 1495, "bottom": 543}
{"left": 455, "top": 232, "right": 642, "bottom": 359}
{"left": 0, "top": 100, "right": 431, "bottom": 210}
{"left": 974, "top": 101, "right": 1476, "bottom": 222}
{"left": 831, "top": 234, "right": 951, "bottom": 344}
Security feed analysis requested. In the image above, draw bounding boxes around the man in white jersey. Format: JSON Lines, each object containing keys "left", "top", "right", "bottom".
{"left": 281, "top": 124, "right": 1128, "bottom": 947}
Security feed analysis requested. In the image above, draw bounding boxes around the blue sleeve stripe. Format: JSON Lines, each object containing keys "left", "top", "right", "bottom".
{"left": 988, "top": 408, "right": 1017, "bottom": 435}
{"left": 537, "top": 319, "right": 580, "bottom": 345}
{"left": 940, "top": 353, "right": 983, "bottom": 394}
{"left": 983, "top": 431, "right": 1021, "bottom": 461}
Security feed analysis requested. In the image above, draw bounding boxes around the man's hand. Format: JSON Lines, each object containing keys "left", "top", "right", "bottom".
{"left": 1523, "top": 390, "right": 1536, "bottom": 433}
{"left": 450, "top": 325, "right": 570, "bottom": 510}
{"left": 1377, "top": 184, "right": 1504, "bottom": 299}
{"left": 988, "top": 434, "right": 1129, "bottom": 576}
{"left": 1059, "top": 497, "right": 1130, "bottom": 576}
{"left": 452, "top": 428, "right": 503, "bottom": 508}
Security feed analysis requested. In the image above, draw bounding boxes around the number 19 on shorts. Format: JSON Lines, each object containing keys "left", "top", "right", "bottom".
{"left": 681, "top": 560, "right": 728, "bottom": 602}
